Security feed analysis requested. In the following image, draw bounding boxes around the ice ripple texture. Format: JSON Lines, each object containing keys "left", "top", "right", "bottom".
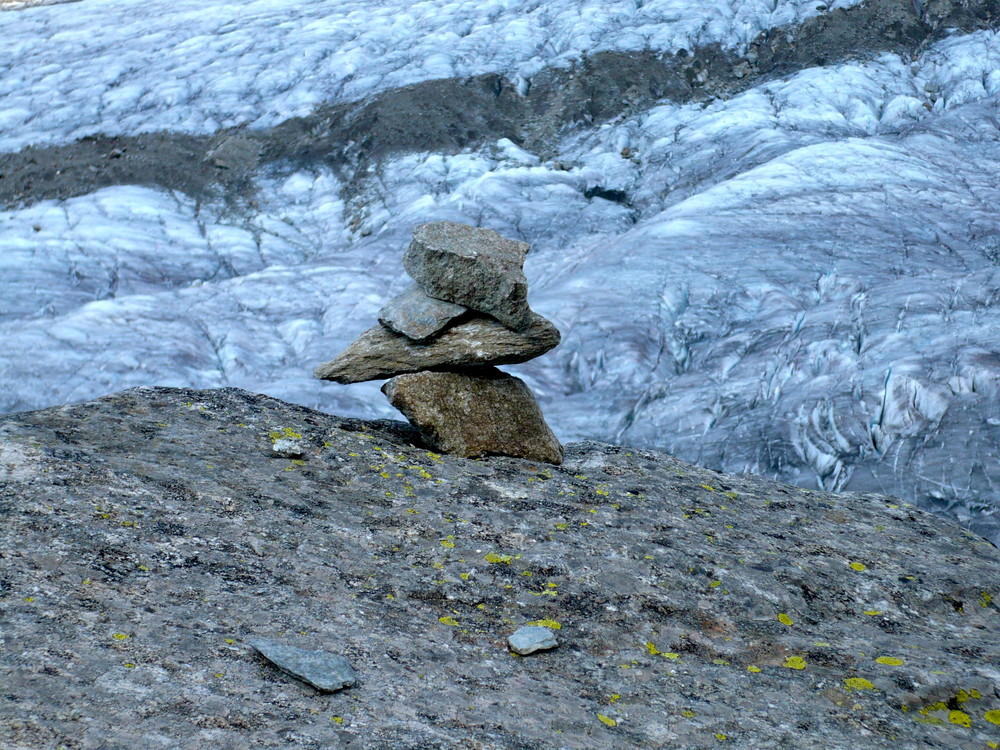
{"left": 2, "top": 2, "right": 1000, "bottom": 542}
{"left": 0, "top": 0, "right": 860, "bottom": 152}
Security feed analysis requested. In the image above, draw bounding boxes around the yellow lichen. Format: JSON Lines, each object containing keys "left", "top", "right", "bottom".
{"left": 948, "top": 710, "right": 972, "bottom": 728}
{"left": 777, "top": 613, "right": 794, "bottom": 626}
{"left": 528, "top": 619, "right": 561, "bottom": 629}
{"left": 849, "top": 562, "right": 867, "bottom": 571}
{"left": 984, "top": 710, "right": 1000, "bottom": 725}
{"left": 609, "top": 694, "right": 620, "bottom": 703}
{"left": 269, "top": 427, "right": 302, "bottom": 441}
{"left": 875, "top": 656, "right": 904, "bottom": 666}
{"left": 747, "top": 666, "right": 762, "bottom": 673}
{"left": 597, "top": 714, "right": 617, "bottom": 727}
{"left": 438, "top": 616, "right": 459, "bottom": 626}
{"left": 681, "top": 710, "right": 697, "bottom": 718}
{"left": 981, "top": 592, "right": 993, "bottom": 607}
{"left": 782, "top": 656, "right": 806, "bottom": 670}
{"left": 646, "top": 641, "right": 661, "bottom": 655}
{"left": 844, "top": 678, "right": 875, "bottom": 691}
{"left": 484, "top": 552, "right": 513, "bottom": 564}
{"left": 112, "top": 633, "right": 129, "bottom": 641}
{"left": 715, "top": 734, "right": 727, "bottom": 741}
{"left": 863, "top": 610, "right": 883, "bottom": 616}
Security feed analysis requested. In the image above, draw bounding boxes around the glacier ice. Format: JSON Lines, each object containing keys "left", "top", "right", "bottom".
{"left": 0, "top": 0, "right": 864, "bottom": 152}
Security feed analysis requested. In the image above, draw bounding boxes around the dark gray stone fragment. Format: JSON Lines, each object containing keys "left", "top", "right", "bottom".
{"left": 313, "top": 313, "right": 559, "bottom": 384}
{"left": 378, "top": 284, "right": 468, "bottom": 342}
{"left": 403, "top": 221, "right": 533, "bottom": 332}
{"left": 381, "top": 368, "right": 563, "bottom": 464}
{"left": 250, "top": 639, "right": 357, "bottom": 692}
{"left": 508, "top": 626, "right": 559, "bottom": 655}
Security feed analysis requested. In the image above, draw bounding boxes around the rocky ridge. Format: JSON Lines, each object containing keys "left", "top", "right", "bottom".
{"left": 1, "top": 386, "right": 998, "bottom": 749}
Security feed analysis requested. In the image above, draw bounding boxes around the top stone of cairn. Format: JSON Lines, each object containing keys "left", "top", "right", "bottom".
{"left": 403, "top": 221, "right": 533, "bottom": 332}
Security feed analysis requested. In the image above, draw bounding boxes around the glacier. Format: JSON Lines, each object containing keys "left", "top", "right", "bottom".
{"left": 2, "top": 0, "right": 1000, "bottom": 542}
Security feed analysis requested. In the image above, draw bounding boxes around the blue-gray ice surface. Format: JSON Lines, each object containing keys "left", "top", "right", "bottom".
{"left": 2, "top": 0, "right": 999, "bottom": 543}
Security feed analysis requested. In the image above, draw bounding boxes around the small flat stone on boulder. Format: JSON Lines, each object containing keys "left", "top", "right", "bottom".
{"left": 313, "top": 314, "right": 560, "bottom": 384}
{"left": 403, "top": 221, "right": 533, "bottom": 332}
{"left": 507, "top": 626, "right": 559, "bottom": 655}
{"left": 381, "top": 368, "right": 563, "bottom": 464}
{"left": 271, "top": 438, "right": 305, "bottom": 459}
{"left": 250, "top": 639, "right": 357, "bottom": 692}
{"left": 378, "top": 284, "right": 468, "bottom": 342}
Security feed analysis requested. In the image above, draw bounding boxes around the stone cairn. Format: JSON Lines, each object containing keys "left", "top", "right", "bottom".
{"left": 313, "top": 221, "right": 563, "bottom": 464}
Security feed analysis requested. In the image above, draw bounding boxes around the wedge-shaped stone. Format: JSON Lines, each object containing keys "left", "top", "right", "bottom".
{"left": 250, "top": 639, "right": 357, "bottom": 693}
{"left": 403, "top": 221, "right": 533, "bottom": 332}
{"left": 381, "top": 368, "right": 563, "bottom": 464}
{"left": 378, "top": 284, "right": 468, "bottom": 342}
{"left": 508, "top": 626, "right": 559, "bottom": 655}
{"left": 313, "top": 313, "right": 559, "bottom": 384}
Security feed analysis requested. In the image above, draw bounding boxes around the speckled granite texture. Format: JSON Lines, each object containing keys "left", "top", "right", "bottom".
{"left": 0, "top": 386, "right": 998, "bottom": 749}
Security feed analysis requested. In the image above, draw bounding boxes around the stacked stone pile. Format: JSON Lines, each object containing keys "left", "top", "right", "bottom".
{"left": 314, "top": 221, "right": 563, "bottom": 464}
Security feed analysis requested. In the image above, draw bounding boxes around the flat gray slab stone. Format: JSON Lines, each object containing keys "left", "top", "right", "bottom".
{"left": 508, "top": 626, "right": 559, "bottom": 655}
{"left": 378, "top": 284, "right": 468, "bottom": 342}
{"left": 313, "top": 313, "right": 559, "bottom": 384}
{"left": 250, "top": 639, "right": 357, "bottom": 692}
{"left": 403, "top": 221, "right": 533, "bottom": 332}
{"left": 382, "top": 367, "right": 563, "bottom": 464}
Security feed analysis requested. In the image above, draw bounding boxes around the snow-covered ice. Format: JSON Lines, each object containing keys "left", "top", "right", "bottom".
{"left": 2, "top": 0, "right": 1000, "bottom": 542}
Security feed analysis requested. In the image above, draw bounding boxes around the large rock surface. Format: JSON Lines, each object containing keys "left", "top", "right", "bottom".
{"left": 313, "top": 313, "right": 560, "bottom": 383}
{"left": 382, "top": 368, "right": 564, "bottom": 464}
{"left": 403, "top": 221, "right": 533, "bottom": 332}
{"left": 1, "top": 386, "right": 999, "bottom": 750}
